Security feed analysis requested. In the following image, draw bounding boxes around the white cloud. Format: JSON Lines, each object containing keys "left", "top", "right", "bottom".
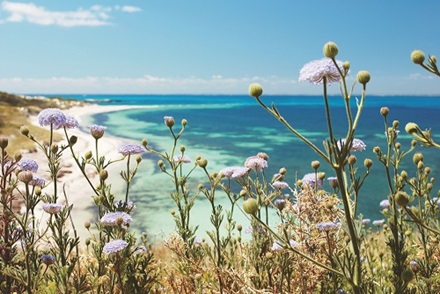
{"left": 0, "top": 2, "right": 142, "bottom": 27}
{"left": 0, "top": 75, "right": 297, "bottom": 94}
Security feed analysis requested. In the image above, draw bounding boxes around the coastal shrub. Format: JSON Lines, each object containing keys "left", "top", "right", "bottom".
{"left": 0, "top": 42, "right": 439, "bottom": 293}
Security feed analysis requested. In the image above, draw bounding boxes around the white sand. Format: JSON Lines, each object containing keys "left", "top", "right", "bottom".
{"left": 25, "top": 104, "right": 149, "bottom": 239}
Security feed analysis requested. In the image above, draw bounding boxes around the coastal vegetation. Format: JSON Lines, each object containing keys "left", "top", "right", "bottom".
{"left": 1, "top": 42, "right": 440, "bottom": 293}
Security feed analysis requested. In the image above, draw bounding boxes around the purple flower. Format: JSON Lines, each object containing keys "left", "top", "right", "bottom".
{"left": 220, "top": 166, "right": 250, "bottom": 179}
{"left": 173, "top": 155, "right": 191, "bottom": 163}
{"left": 40, "top": 254, "right": 56, "bottom": 265}
{"left": 89, "top": 124, "right": 106, "bottom": 139}
{"left": 316, "top": 222, "right": 340, "bottom": 232}
{"left": 301, "top": 173, "right": 323, "bottom": 189}
{"left": 272, "top": 181, "right": 289, "bottom": 190}
{"left": 100, "top": 212, "right": 132, "bottom": 226}
{"left": 337, "top": 138, "right": 366, "bottom": 152}
{"left": 37, "top": 108, "right": 67, "bottom": 129}
{"left": 244, "top": 155, "right": 268, "bottom": 171}
{"left": 18, "top": 158, "right": 39, "bottom": 172}
{"left": 274, "top": 199, "right": 286, "bottom": 210}
{"left": 42, "top": 203, "right": 63, "bottom": 214}
{"left": 118, "top": 143, "right": 145, "bottom": 156}
{"left": 373, "top": 219, "right": 385, "bottom": 227}
{"left": 379, "top": 199, "right": 390, "bottom": 209}
{"left": 362, "top": 219, "right": 371, "bottom": 225}
{"left": 299, "top": 58, "right": 344, "bottom": 85}
{"left": 30, "top": 175, "right": 46, "bottom": 187}
{"left": 64, "top": 116, "right": 79, "bottom": 129}
{"left": 103, "top": 239, "right": 128, "bottom": 254}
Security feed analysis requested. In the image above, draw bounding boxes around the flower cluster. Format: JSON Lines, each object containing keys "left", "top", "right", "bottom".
{"left": 100, "top": 211, "right": 132, "bottom": 226}
{"left": 118, "top": 143, "right": 145, "bottom": 156}
{"left": 299, "top": 58, "right": 344, "bottom": 85}
{"left": 102, "top": 239, "right": 128, "bottom": 254}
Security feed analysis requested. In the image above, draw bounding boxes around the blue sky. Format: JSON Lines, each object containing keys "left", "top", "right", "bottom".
{"left": 0, "top": 0, "right": 439, "bottom": 95}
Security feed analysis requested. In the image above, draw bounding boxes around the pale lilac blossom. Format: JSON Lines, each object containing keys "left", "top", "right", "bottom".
{"left": 173, "top": 155, "right": 191, "bottom": 163}
{"left": 37, "top": 108, "right": 67, "bottom": 129}
{"left": 362, "top": 219, "right": 371, "bottom": 225}
{"left": 118, "top": 143, "right": 145, "bottom": 156}
{"left": 18, "top": 159, "right": 38, "bottom": 172}
{"left": 316, "top": 222, "right": 340, "bottom": 232}
{"left": 89, "top": 124, "right": 106, "bottom": 139}
{"left": 373, "top": 219, "right": 385, "bottom": 227}
{"left": 100, "top": 212, "right": 132, "bottom": 226}
{"left": 272, "top": 181, "right": 289, "bottom": 190}
{"left": 301, "top": 173, "right": 323, "bottom": 189}
{"left": 244, "top": 155, "right": 268, "bottom": 171}
{"left": 40, "top": 254, "right": 56, "bottom": 265}
{"left": 103, "top": 239, "right": 128, "bottom": 254}
{"left": 30, "top": 176, "right": 45, "bottom": 187}
{"left": 337, "top": 138, "right": 366, "bottom": 152}
{"left": 380, "top": 199, "right": 390, "bottom": 209}
{"left": 220, "top": 166, "right": 250, "bottom": 179}
{"left": 64, "top": 116, "right": 79, "bottom": 129}
{"left": 299, "top": 58, "right": 344, "bottom": 85}
{"left": 42, "top": 203, "right": 63, "bottom": 214}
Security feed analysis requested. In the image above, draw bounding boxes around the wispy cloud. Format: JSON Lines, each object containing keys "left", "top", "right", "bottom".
{"left": 0, "top": 75, "right": 297, "bottom": 94}
{"left": 0, "top": 2, "right": 141, "bottom": 27}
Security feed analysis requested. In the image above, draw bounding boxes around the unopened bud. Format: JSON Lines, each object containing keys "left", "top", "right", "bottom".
{"left": 85, "top": 151, "right": 92, "bottom": 160}
{"left": 411, "top": 50, "right": 425, "bottom": 65}
{"left": 99, "top": 170, "right": 108, "bottom": 181}
{"left": 279, "top": 167, "right": 287, "bottom": 175}
{"left": 380, "top": 107, "right": 389, "bottom": 117}
{"left": 401, "top": 269, "right": 414, "bottom": 283}
{"left": 248, "top": 83, "right": 263, "bottom": 98}
{"left": 51, "top": 144, "right": 58, "bottom": 154}
{"left": 197, "top": 158, "right": 208, "bottom": 168}
{"left": 0, "top": 136, "right": 8, "bottom": 149}
{"left": 343, "top": 61, "right": 350, "bottom": 71}
{"left": 357, "top": 70, "right": 371, "bottom": 85}
{"left": 323, "top": 41, "right": 338, "bottom": 58}
{"left": 180, "top": 145, "right": 186, "bottom": 152}
{"left": 413, "top": 152, "right": 423, "bottom": 165}
{"left": 364, "top": 158, "right": 373, "bottom": 169}
{"left": 348, "top": 155, "right": 357, "bottom": 165}
{"left": 243, "top": 198, "right": 258, "bottom": 215}
{"left": 311, "top": 160, "right": 320, "bottom": 170}
{"left": 141, "top": 139, "right": 148, "bottom": 147}
{"left": 181, "top": 119, "right": 188, "bottom": 126}
{"left": 69, "top": 135, "right": 77, "bottom": 146}
{"left": 164, "top": 116, "right": 175, "bottom": 128}
{"left": 20, "top": 126, "right": 30, "bottom": 137}
{"left": 395, "top": 191, "right": 410, "bottom": 207}
{"left": 84, "top": 221, "right": 91, "bottom": 229}
{"left": 405, "top": 122, "right": 419, "bottom": 134}
{"left": 18, "top": 171, "right": 33, "bottom": 184}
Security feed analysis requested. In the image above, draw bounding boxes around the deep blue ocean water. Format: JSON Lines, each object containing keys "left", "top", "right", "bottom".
{"left": 48, "top": 94, "right": 440, "bottom": 239}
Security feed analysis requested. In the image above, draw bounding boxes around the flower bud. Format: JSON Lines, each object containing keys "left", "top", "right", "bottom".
{"left": 279, "top": 167, "right": 287, "bottom": 175}
{"left": 411, "top": 50, "right": 425, "bottom": 65}
{"left": 348, "top": 155, "right": 357, "bottom": 165}
{"left": 243, "top": 198, "right": 258, "bottom": 215}
{"left": 239, "top": 189, "right": 247, "bottom": 197}
{"left": 20, "top": 126, "right": 30, "bottom": 137}
{"left": 237, "top": 224, "right": 242, "bottom": 231}
{"left": 180, "top": 145, "right": 186, "bottom": 152}
{"left": 51, "top": 144, "right": 58, "bottom": 154}
{"left": 274, "top": 199, "right": 286, "bottom": 211}
{"left": 417, "top": 161, "right": 424, "bottom": 170}
{"left": 380, "top": 107, "right": 389, "bottom": 117}
{"left": 401, "top": 171, "right": 408, "bottom": 180}
{"left": 318, "top": 172, "right": 326, "bottom": 180}
{"left": 85, "top": 151, "right": 93, "bottom": 160}
{"left": 141, "top": 139, "right": 148, "bottom": 147}
{"left": 401, "top": 269, "right": 414, "bottom": 283}
{"left": 197, "top": 158, "right": 208, "bottom": 168}
{"left": 311, "top": 160, "right": 320, "bottom": 170}
{"left": 323, "top": 41, "right": 338, "bottom": 58}
{"left": 413, "top": 152, "right": 423, "bottom": 165}
{"left": 364, "top": 158, "right": 373, "bottom": 169}
{"left": 395, "top": 191, "right": 410, "bottom": 207}
{"left": 84, "top": 221, "right": 91, "bottom": 229}
{"left": 373, "top": 146, "right": 381, "bottom": 154}
{"left": 85, "top": 238, "right": 91, "bottom": 246}
{"left": 343, "top": 61, "right": 350, "bottom": 71}
{"left": 405, "top": 122, "right": 419, "bottom": 134}
{"left": 69, "top": 135, "right": 77, "bottom": 146}
{"left": 248, "top": 83, "right": 263, "bottom": 98}
{"left": 14, "top": 153, "right": 22, "bottom": 162}
{"left": 0, "top": 136, "right": 8, "bottom": 149}
{"left": 181, "top": 119, "right": 188, "bottom": 126}
{"left": 164, "top": 116, "right": 174, "bottom": 128}
{"left": 356, "top": 70, "right": 371, "bottom": 85}
{"left": 18, "top": 171, "right": 34, "bottom": 184}
{"left": 100, "top": 170, "right": 108, "bottom": 181}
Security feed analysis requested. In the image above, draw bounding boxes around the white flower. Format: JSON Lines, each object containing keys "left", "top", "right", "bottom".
{"left": 299, "top": 58, "right": 344, "bottom": 85}
{"left": 103, "top": 239, "right": 128, "bottom": 254}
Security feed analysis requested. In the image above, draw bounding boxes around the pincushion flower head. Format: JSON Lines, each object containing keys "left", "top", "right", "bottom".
{"left": 299, "top": 58, "right": 344, "bottom": 85}
{"left": 38, "top": 108, "right": 67, "bottom": 129}
{"left": 272, "top": 181, "right": 289, "bottom": 190}
{"left": 301, "top": 173, "right": 323, "bottom": 189}
{"left": 64, "top": 116, "right": 79, "bottom": 129}
{"left": 89, "top": 124, "right": 106, "bottom": 139}
{"left": 30, "top": 175, "right": 46, "bottom": 187}
{"left": 42, "top": 203, "right": 63, "bottom": 214}
{"left": 100, "top": 211, "right": 132, "bottom": 226}
{"left": 173, "top": 155, "right": 191, "bottom": 164}
{"left": 244, "top": 155, "right": 268, "bottom": 171}
{"left": 220, "top": 166, "right": 250, "bottom": 179}
{"left": 337, "top": 138, "right": 366, "bottom": 152}
{"left": 118, "top": 143, "right": 145, "bottom": 156}
{"left": 18, "top": 158, "right": 39, "bottom": 172}
{"left": 40, "top": 254, "right": 56, "bottom": 265}
{"left": 103, "top": 239, "right": 128, "bottom": 254}
{"left": 316, "top": 221, "right": 340, "bottom": 232}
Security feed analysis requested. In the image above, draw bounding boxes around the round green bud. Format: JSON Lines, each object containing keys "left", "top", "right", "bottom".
{"left": 364, "top": 158, "right": 373, "bottom": 169}
{"left": 51, "top": 144, "right": 59, "bottom": 154}
{"left": 405, "top": 122, "right": 419, "bottom": 134}
{"left": 14, "top": 153, "right": 22, "bottom": 162}
{"left": 141, "top": 139, "right": 148, "bottom": 147}
{"left": 373, "top": 146, "right": 381, "bottom": 154}
{"left": 417, "top": 161, "right": 424, "bottom": 170}
{"left": 164, "top": 116, "right": 175, "bottom": 128}
{"left": 0, "top": 136, "right": 8, "bottom": 149}
{"left": 279, "top": 167, "right": 287, "bottom": 175}
{"left": 356, "top": 70, "right": 371, "bottom": 85}
{"left": 181, "top": 119, "right": 188, "bottom": 126}
{"left": 323, "top": 41, "right": 339, "bottom": 58}
{"left": 69, "top": 135, "right": 78, "bottom": 146}
{"left": 425, "top": 167, "right": 431, "bottom": 174}
{"left": 430, "top": 55, "right": 437, "bottom": 64}
{"left": 411, "top": 50, "right": 425, "bottom": 65}
{"left": 99, "top": 170, "right": 108, "bottom": 181}
{"left": 318, "top": 172, "right": 326, "bottom": 180}
{"left": 380, "top": 107, "right": 389, "bottom": 117}
{"left": 401, "top": 269, "right": 414, "bottom": 283}
{"left": 237, "top": 224, "right": 242, "bottom": 231}
{"left": 343, "top": 61, "right": 350, "bottom": 71}
{"left": 392, "top": 120, "right": 399, "bottom": 128}
{"left": 243, "top": 198, "right": 259, "bottom": 215}
{"left": 239, "top": 189, "right": 247, "bottom": 197}
{"left": 401, "top": 170, "right": 408, "bottom": 179}
{"left": 413, "top": 152, "right": 423, "bottom": 165}
{"left": 84, "top": 221, "right": 91, "bottom": 229}
{"left": 197, "top": 158, "right": 208, "bottom": 168}
{"left": 20, "top": 126, "right": 30, "bottom": 137}
{"left": 85, "top": 151, "right": 93, "bottom": 160}
{"left": 198, "top": 183, "right": 204, "bottom": 190}
{"left": 180, "top": 145, "right": 186, "bottom": 152}
{"left": 248, "top": 83, "right": 263, "bottom": 98}
{"left": 395, "top": 191, "right": 410, "bottom": 207}
{"left": 348, "top": 155, "right": 357, "bottom": 165}
{"left": 311, "top": 160, "right": 320, "bottom": 170}
{"left": 35, "top": 187, "right": 41, "bottom": 196}
{"left": 170, "top": 209, "right": 175, "bottom": 216}
{"left": 85, "top": 238, "right": 91, "bottom": 246}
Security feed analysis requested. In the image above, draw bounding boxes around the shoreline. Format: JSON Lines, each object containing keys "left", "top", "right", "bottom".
{"left": 26, "top": 104, "right": 150, "bottom": 240}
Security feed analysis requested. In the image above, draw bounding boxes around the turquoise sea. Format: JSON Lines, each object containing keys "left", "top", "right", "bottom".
{"left": 49, "top": 94, "right": 440, "bottom": 241}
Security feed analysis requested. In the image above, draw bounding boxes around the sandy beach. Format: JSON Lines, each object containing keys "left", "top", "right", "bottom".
{"left": 25, "top": 104, "right": 148, "bottom": 240}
